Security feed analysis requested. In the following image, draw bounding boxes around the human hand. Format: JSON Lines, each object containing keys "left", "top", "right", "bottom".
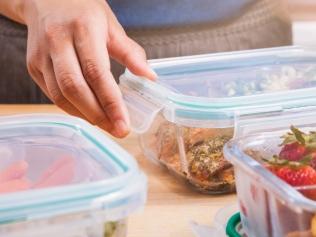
{"left": 21, "top": 0, "right": 156, "bottom": 137}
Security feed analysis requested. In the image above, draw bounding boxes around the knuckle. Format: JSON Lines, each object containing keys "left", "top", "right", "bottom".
{"left": 121, "top": 40, "right": 144, "bottom": 64}
{"left": 108, "top": 29, "right": 126, "bottom": 45}
{"left": 58, "top": 72, "right": 84, "bottom": 96}
{"left": 136, "top": 45, "right": 146, "bottom": 57}
{"left": 26, "top": 50, "right": 40, "bottom": 68}
{"left": 26, "top": 59, "right": 37, "bottom": 76}
{"left": 41, "top": 23, "right": 70, "bottom": 50}
{"left": 49, "top": 87, "right": 67, "bottom": 107}
{"left": 44, "top": 24, "right": 62, "bottom": 41}
{"left": 83, "top": 59, "right": 105, "bottom": 86}
{"left": 102, "top": 99, "right": 119, "bottom": 115}
{"left": 131, "top": 40, "right": 146, "bottom": 55}
{"left": 26, "top": 54, "right": 41, "bottom": 79}
{"left": 90, "top": 115, "right": 107, "bottom": 126}
{"left": 121, "top": 50, "right": 132, "bottom": 65}
{"left": 71, "top": 15, "right": 93, "bottom": 33}
{"left": 72, "top": 18, "right": 87, "bottom": 32}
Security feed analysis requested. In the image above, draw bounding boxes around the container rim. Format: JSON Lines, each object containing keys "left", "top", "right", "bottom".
{"left": 121, "top": 46, "right": 316, "bottom": 110}
{"left": 0, "top": 114, "right": 146, "bottom": 223}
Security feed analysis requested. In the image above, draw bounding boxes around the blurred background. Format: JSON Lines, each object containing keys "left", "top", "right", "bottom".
{"left": 288, "top": 0, "right": 316, "bottom": 46}
{"left": 0, "top": 0, "right": 315, "bottom": 104}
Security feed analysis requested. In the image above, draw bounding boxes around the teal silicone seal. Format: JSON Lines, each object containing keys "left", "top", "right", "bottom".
{"left": 226, "top": 213, "right": 242, "bottom": 237}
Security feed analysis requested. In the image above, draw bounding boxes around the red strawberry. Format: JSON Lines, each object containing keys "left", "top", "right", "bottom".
{"left": 279, "top": 142, "right": 307, "bottom": 161}
{"left": 267, "top": 164, "right": 316, "bottom": 200}
{"left": 263, "top": 126, "right": 316, "bottom": 200}
{"left": 270, "top": 166, "right": 316, "bottom": 187}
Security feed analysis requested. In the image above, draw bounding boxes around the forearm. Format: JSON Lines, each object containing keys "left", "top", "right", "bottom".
{"left": 0, "top": 0, "right": 25, "bottom": 24}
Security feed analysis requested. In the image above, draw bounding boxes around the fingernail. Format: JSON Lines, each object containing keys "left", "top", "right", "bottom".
{"left": 150, "top": 69, "right": 158, "bottom": 79}
{"left": 114, "top": 120, "right": 130, "bottom": 138}
{"left": 147, "top": 66, "right": 158, "bottom": 80}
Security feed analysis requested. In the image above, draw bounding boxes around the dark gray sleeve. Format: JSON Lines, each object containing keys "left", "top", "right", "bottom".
{"left": 0, "top": 15, "right": 50, "bottom": 103}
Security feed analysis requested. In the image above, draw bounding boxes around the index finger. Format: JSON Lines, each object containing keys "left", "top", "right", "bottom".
{"left": 73, "top": 19, "right": 130, "bottom": 138}
{"left": 105, "top": 5, "right": 157, "bottom": 80}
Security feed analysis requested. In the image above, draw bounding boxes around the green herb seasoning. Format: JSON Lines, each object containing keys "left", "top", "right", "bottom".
{"left": 187, "top": 135, "right": 232, "bottom": 181}
{"left": 104, "top": 222, "right": 118, "bottom": 237}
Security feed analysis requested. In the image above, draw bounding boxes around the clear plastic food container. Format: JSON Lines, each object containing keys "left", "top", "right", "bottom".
{"left": 0, "top": 114, "right": 146, "bottom": 237}
{"left": 120, "top": 46, "right": 316, "bottom": 194}
{"left": 224, "top": 109, "right": 316, "bottom": 237}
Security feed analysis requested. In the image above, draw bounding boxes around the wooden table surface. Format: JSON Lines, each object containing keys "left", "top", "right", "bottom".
{"left": 0, "top": 105, "right": 236, "bottom": 237}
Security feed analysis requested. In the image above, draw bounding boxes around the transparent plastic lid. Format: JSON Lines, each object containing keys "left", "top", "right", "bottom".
{"left": 120, "top": 46, "right": 316, "bottom": 132}
{"left": 150, "top": 48, "right": 316, "bottom": 99}
{"left": 0, "top": 114, "right": 146, "bottom": 223}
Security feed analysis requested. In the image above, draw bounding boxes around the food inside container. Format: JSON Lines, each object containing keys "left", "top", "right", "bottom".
{"left": 224, "top": 110, "right": 316, "bottom": 237}
{"left": 154, "top": 118, "right": 234, "bottom": 193}
{"left": 120, "top": 46, "right": 316, "bottom": 194}
{"left": 0, "top": 114, "right": 146, "bottom": 237}
{"left": 249, "top": 126, "right": 316, "bottom": 201}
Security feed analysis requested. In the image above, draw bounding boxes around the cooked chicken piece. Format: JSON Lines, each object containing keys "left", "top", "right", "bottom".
{"left": 187, "top": 135, "right": 232, "bottom": 181}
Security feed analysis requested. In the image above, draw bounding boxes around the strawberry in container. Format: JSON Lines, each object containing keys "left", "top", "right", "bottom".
{"left": 224, "top": 109, "right": 316, "bottom": 237}
{"left": 0, "top": 114, "right": 147, "bottom": 237}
